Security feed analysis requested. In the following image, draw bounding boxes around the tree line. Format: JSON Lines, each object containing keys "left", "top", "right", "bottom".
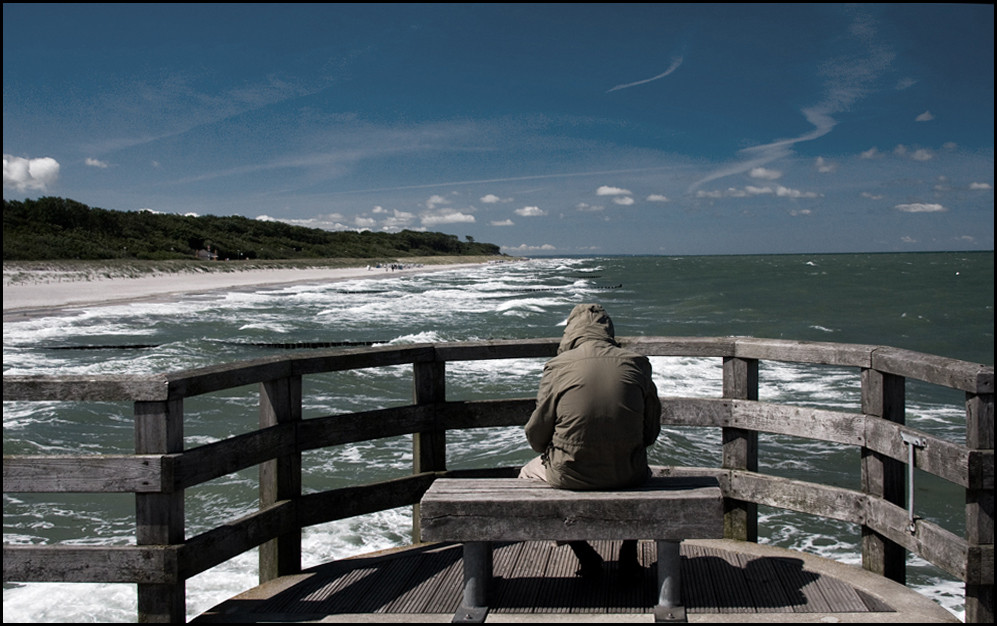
{"left": 2, "top": 197, "right": 503, "bottom": 261}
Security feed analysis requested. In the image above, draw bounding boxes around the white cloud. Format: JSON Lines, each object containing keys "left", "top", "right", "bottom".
{"left": 85, "top": 157, "right": 109, "bottom": 168}
{"left": 895, "top": 202, "right": 946, "bottom": 213}
{"left": 3, "top": 154, "right": 60, "bottom": 192}
{"left": 612, "top": 196, "right": 635, "bottom": 206}
{"left": 490, "top": 219, "right": 515, "bottom": 226}
{"left": 775, "top": 185, "right": 819, "bottom": 199}
{"left": 596, "top": 185, "right": 632, "bottom": 197}
{"left": 257, "top": 213, "right": 353, "bottom": 231}
{"left": 745, "top": 186, "right": 773, "bottom": 195}
{"left": 750, "top": 167, "right": 782, "bottom": 180}
{"left": 969, "top": 182, "right": 992, "bottom": 190}
{"left": 575, "top": 202, "right": 604, "bottom": 212}
{"left": 697, "top": 185, "right": 817, "bottom": 199}
{"left": 480, "top": 193, "right": 509, "bottom": 203}
{"left": 425, "top": 194, "right": 451, "bottom": 209}
{"left": 860, "top": 147, "right": 881, "bottom": 159}
{"left": 515, "top": 205, "right": 546, "bottom": 217}
{"left": 893, "top": 144, "right": 932, "bottom": 160}
{"left": 421, "top": 210, "right": 475, "bottom": 226}
{"left": 915, "top": 110, "right": 934, "bottom": 122}
{"left": 646, "top": 194, "right": 669, "bottom": 202}
{"left": 815, "top": 157, "right": 836, "bottom": 173}
{"left": 379, "top": 209, "right": 416, "bottom": 230}
{"left": 504, "top": 243, "right": 557, "bottom": 253}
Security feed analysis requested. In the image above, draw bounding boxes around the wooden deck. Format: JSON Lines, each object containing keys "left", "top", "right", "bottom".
{"left": 194, "top": 539, "right": 959, "bottom": 623}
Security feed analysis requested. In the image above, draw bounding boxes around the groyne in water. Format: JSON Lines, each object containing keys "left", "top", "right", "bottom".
{"left": 3, "top": 337, "right": 992, "bottom": 622}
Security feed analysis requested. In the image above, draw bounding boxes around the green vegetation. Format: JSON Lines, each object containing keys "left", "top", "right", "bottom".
{"left": 3, "top": 197, "right": 503, "bottom": 261}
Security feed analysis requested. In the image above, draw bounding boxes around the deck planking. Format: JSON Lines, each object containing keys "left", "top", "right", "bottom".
{"left": 194, "top": 539, "right": 956, "bottom": 622}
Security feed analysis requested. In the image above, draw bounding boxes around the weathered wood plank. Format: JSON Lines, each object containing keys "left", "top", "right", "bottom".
{"left": 727, "top": 471, "right": 867, "bottom": 526}
{"left": 420, "top": 477, "right": 724, "bottom": 542}
{"left": 288, "top": 344, "right": 437, "bottom": 377}
{"left": 180, "top": 499, "right": 298, "bottom": 579}
{"left": 296, "top": 404, "right": 435, "bottom": 450}
{"left": 3, "top": 374, "right": 169, "bottom": 402}
{"left": 733, "top": 338, "right": 876, "bottom": 368}
{"left": 624, "top": 336, "right": 737, "bottom": 358}
{"left": 3, "top": 454, "right": 168, "bottom": 493}
{"left": 864, "top": 493, "right": 973, "bottom": 583}
{"left": 862, "top": 417, "right": 977, "bottom": 488}
{"left": 436, "top": 398, "right": 535, "bottom": 429}
{"left": 661, "top": 397, "right": 729, "bottom": 427}
{"left": 728, "top": 400, "right": 865, "bottom": 447}
{"left": 872, "top": 346, "right": 994, "bottom": 394}
{"left": 173, "top": 423, "right": 296, "bottom": 490}
{"left": 297, "top": 472, "right": 437, "bottom": 528}
{"left": 3, "top": 544, "right": 178, "bottom": 584}
{"left": 433, "top": 338, "right": 557, "bottom": 362}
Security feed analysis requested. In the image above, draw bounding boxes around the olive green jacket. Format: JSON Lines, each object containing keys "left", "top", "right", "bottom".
{"left": 524, "top": 304, "right": 661, "bottom": 490}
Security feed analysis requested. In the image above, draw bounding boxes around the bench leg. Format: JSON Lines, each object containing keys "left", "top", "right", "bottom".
{"left": 453, "top": 541, "right": 491, "bottom": 623}
{"left": 654, "top": 540, "right": 687, "bottom": 623}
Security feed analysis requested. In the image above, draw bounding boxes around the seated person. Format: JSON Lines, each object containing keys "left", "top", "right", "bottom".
{"left": 520, "top": 303, "right": 661, "bottom": 578}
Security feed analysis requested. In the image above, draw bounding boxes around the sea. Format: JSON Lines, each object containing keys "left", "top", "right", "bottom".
{"left": 3, "top": 252, "right": 993, "bottom": 622}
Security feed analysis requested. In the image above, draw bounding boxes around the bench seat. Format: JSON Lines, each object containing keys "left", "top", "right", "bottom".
{"left": 419, "top": 476, "right": 724, "bottom": 622}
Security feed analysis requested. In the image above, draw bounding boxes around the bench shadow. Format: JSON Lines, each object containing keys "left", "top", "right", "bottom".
{"left": 193, "top": 540, "right": 892, "bottom": 621}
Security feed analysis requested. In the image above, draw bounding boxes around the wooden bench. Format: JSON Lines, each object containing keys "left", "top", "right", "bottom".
{"left": 419, "top": 476, "right": 724, "bottom": 623}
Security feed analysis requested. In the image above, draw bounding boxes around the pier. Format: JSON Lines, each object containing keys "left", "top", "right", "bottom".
{"left": 3, "top": 337, "right": 993, "bottom": 622}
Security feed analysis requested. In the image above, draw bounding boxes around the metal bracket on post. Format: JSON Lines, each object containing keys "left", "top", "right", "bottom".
{"left": 900, "top": 432, "right": 926, "bottom": 534}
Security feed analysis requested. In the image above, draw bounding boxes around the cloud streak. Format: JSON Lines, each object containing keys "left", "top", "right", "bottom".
{"left": 690, "top": 7, "right": 895, "bottom": 192}
{"left": 606, "top": 57, "right": 684, "bottom": 93}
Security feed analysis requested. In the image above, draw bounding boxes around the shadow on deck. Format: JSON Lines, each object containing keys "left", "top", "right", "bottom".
{"left": 194, "top": 539, "right": 958, "bottom": 623}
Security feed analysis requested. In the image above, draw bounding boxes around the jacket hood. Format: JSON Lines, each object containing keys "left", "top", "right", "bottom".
{"left": 558, "top": 303, "right": 618, "bottom": 353}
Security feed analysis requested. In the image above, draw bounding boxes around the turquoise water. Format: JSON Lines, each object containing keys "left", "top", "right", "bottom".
{"left": 3, "top": 252, "right": 993, "bottom": 621}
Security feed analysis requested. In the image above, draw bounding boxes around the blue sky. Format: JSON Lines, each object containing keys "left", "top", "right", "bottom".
{"left": 3, "top": 3, "right": 993, "bottom": 256}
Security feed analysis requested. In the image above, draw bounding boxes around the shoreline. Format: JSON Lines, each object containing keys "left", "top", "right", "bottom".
{"left": 3, "top": 256, "right": 514, "bottom": 321}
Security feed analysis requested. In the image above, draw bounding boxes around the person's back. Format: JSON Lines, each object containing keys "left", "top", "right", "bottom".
{"left": 520, "top": 303, "right": 661, "bottom": 577}
{"left": 526, "top": 330, "right": 660, "bottom": 490}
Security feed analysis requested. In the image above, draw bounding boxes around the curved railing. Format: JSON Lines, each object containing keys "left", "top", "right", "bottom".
{"left": 3, "top": 337, "right": 993, "bottom": 623}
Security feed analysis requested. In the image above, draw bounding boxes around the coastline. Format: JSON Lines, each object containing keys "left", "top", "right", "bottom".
{"left": 3, "top": 256, "right": 512, "bottom": 321}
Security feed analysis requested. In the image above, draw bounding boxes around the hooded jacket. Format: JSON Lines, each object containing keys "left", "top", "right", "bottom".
{"left": 524, "top": 304, "right": 661, "bottom": 490}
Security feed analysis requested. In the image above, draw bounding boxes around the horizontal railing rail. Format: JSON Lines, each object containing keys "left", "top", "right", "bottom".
{"left": 3, "top": 337, "right": 993, "bottom": 623}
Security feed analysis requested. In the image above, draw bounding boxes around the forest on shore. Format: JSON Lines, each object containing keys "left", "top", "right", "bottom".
{"left": 3, "top": 197, "right": 503, "bottom": 261}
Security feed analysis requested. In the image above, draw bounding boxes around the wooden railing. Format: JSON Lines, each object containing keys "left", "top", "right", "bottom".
{"left": 3, "top": 337, "right": 993, "bottom": 623}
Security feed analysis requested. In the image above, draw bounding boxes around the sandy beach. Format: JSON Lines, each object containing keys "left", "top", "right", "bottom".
{"left": 3, "top": 258, "right": 503, "bottom": 320}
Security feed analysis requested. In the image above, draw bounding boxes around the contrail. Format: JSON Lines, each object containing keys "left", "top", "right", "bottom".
{"left": 606, "top": 57, "right": 684, "bottom": 93}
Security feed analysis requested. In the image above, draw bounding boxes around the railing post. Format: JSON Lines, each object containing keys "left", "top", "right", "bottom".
{"left": 134, "top": 398, "right": 185, "bottom": 623}
{"left": 722, "top": 356, "right": 758, "bottom": 542}
{"left": 259, "top": 375, "right": 303, "bottom": 583}
{"left": 860, "top": 368, "right": 907, "bottom": 584}
{"left": 412, "top": 359, "right": 447, "bottom": 543}
{"left": 965, "top": 390, "right": 994, "bottom": 623}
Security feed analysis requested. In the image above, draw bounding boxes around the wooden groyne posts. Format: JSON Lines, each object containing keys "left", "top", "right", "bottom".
{"left": 3, "top": 337, "right": 993, "bottom": 623}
